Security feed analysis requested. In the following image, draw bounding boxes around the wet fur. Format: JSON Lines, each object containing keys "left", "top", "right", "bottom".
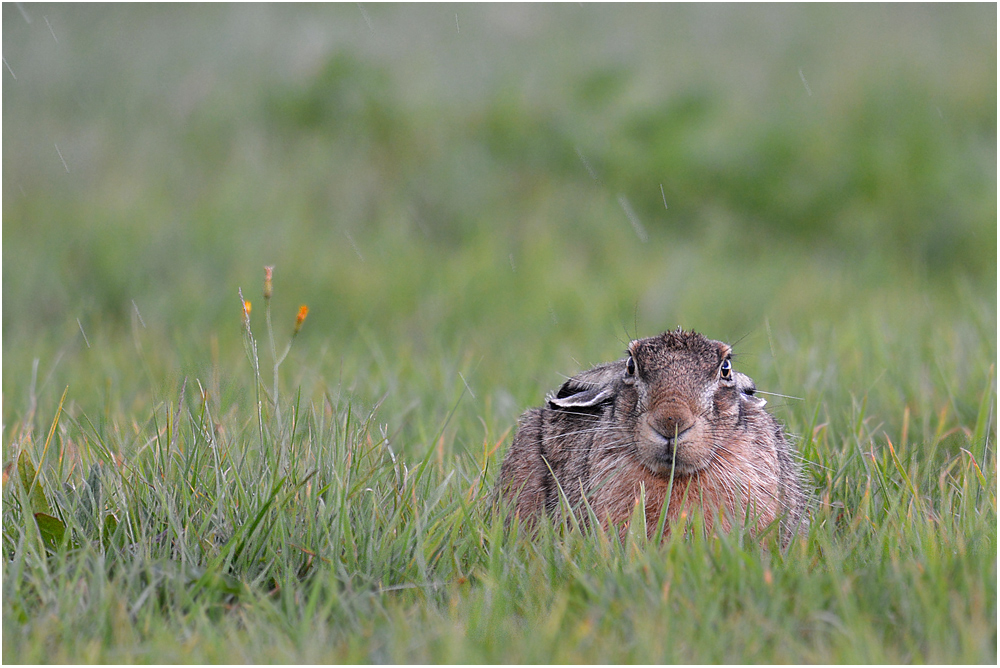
{"left": 495, "top": 329, "right": 808, "bottom": 544}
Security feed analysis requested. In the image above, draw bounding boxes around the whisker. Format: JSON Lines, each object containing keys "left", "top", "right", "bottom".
{"left": 754, "top": 390, "right": 804, "bottom": 401}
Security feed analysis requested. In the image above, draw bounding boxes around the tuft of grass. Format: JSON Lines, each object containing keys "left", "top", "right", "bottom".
{"left": 2, "top": 268, "right": 995, "bottom": 662}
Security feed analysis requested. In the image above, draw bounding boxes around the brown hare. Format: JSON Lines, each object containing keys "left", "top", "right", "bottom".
{"left": 495, "top": 329, "right": 807, "bottom": 545}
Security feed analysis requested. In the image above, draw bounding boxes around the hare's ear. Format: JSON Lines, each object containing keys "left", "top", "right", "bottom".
{"left": 547, "top": 378, "right": 616, "bottom": 409}
{"left": 735, "top": 372, "right": 767, "bottom": 408}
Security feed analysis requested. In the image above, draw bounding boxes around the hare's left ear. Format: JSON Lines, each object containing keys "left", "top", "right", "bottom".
{"left": 546, "top": 363, "right": 621, "bottom": 410}
{"left": 547, "top": 380, "right": 615, "bottom": 409}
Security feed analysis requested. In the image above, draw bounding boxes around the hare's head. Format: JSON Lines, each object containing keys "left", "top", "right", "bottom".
{"left": 620, "top": 330, "right": 766, "bottom": 477}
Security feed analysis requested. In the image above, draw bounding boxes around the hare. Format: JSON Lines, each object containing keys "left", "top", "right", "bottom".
{"left": 495, "top": 329, "right": 807, "bottom": 544}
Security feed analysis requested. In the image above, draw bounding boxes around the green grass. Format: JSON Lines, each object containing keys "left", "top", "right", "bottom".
{"left": 3, "top": 4, "right": 996, "bottom": 663}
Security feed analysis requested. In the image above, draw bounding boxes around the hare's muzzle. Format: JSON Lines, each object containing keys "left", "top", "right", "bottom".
{"left": 635, "top": 402, "right": 705, "bottom": 475}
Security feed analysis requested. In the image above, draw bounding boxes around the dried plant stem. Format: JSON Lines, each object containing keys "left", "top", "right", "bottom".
{"left": 239, "top": 288, "right": 265, "bottom": 454}
{"left": 265, "top": 297, "right": 281, "bottom": 426}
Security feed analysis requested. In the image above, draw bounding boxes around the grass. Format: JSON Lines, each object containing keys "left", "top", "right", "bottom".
{"left": 3, "top": 4, "right": 997, "bottom": 663}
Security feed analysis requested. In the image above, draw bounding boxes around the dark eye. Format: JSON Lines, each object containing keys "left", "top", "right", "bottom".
{"left": 720, "top": 358, "right": 732, "bottom": 380}
{"left": 625, "top": 355, "right": 636, "bottom": 377}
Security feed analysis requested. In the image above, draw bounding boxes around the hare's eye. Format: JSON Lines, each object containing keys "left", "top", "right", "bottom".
{"left": 720, "top": 358, "right": 733, "bottom": 380}
{"left": 625, "top": 355, "right": 636, "bottom": 377}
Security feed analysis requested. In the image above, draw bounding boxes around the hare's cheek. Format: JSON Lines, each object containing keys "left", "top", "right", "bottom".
{"left": 713, "top": 390, "right": 739, "bottom": 413}
{"left": 713, "top": 392, "right": 745, "bottom": 427}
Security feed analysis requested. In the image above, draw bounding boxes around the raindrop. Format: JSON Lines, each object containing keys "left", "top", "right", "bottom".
{"left": 660, "top": 183, "right": 668, "bottom": 210}
{"left": 54, "top": 142, "right": 69, "bottom": 172}
{"left": 345, "top": 230, "right": 365, "bottom": 262}
{"left": 15, "top": 2, "right": 31, "bottom": 24}
{"left": 44, "top": 15, "right": 58, "bottom": 43}
{"left": 3, "top": 56, "right": 15, "bottom": 80}
{"left": 77, "top": 318, "right": 91, "bottom": 348}
{"left": 617, "top": 194, "right": 648, "bottom": 243}
{"left": 575, "top": 146, "right": 599, "bottom": 182}
{"left": 357, "top": 3, "right": 374, "bottom": 34}
{"left": 132, "top": 300, "right": 146, "bottom": 328}
{"left": 798, "top": 67, "right": 813, "bottom": 97}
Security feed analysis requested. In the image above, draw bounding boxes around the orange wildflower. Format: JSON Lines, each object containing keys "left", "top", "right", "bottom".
{"left": 293, "top": 304, "right": 309, "bottom": 335}
{"left": 243, "top": 300, "right": 252, "bottom": 322}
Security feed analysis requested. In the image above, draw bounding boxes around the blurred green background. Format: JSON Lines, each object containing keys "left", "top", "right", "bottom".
{"left": 3, "top": 3, "right": 996, "bottom": 447}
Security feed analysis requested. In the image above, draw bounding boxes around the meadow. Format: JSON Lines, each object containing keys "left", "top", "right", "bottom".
{"left": 2, "top": 4, "right": 996, "bottom": 662}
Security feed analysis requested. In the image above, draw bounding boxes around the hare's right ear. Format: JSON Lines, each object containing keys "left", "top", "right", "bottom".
{"left": 546, "top": 377, "right": 616, "bottom": 410}
{"left": 734, "top": 371, "right": 767, "bottom": 408}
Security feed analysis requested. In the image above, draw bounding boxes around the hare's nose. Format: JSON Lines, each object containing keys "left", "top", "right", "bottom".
{"left": 651, "top": 406, "right": 694, "bottom": 442}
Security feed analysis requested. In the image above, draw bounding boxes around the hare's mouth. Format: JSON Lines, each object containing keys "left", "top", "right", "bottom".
{"left": 641, "top": 450, "right": 703, "bottom": 477}
{"left": 639, "top": 422, "right": 711, "bottom": 477}
{"left": 650, "top": 424, "right": 692, "bottom": 445}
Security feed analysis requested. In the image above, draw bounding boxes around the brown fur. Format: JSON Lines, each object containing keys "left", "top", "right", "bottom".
{"left": 495, "top": 329, "right": 808, "bottom": 544}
